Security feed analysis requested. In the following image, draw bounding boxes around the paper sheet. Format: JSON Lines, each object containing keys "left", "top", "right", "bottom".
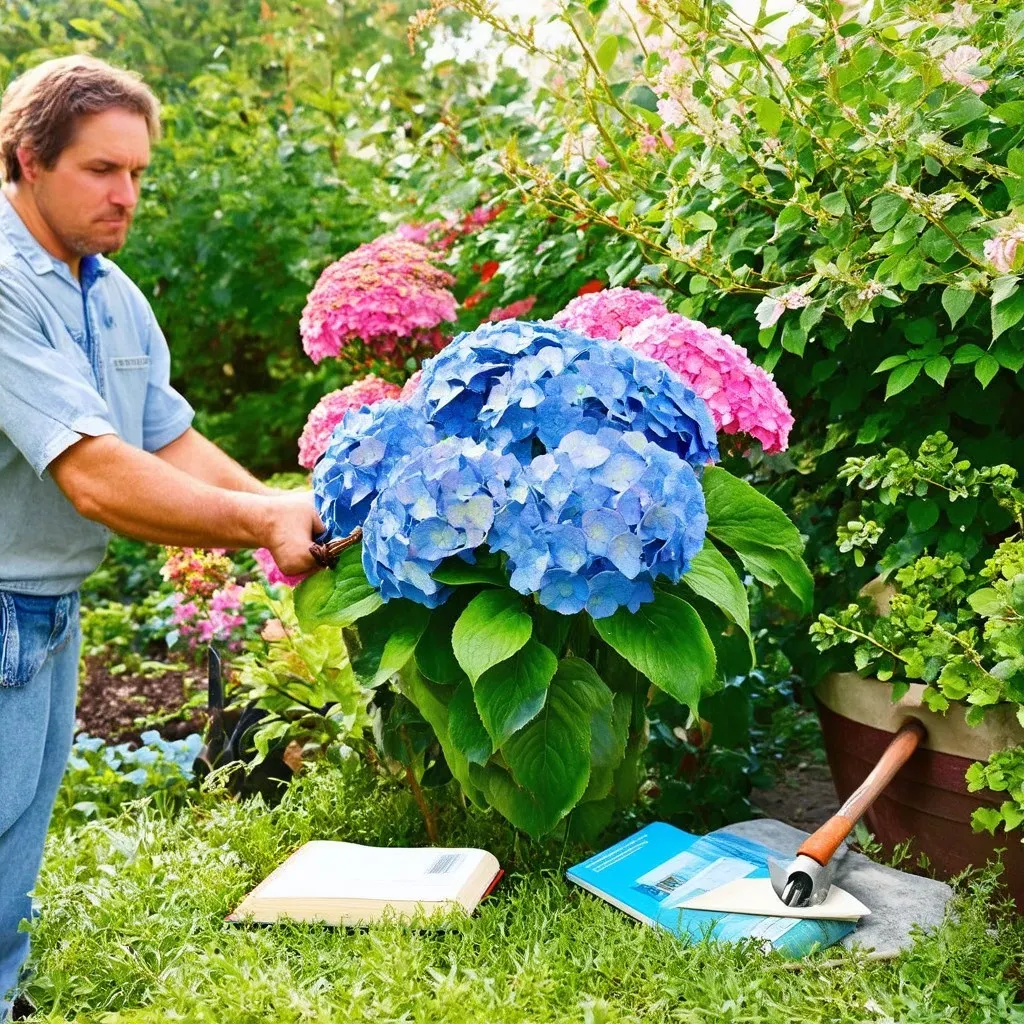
{"left": 675, "top": 877, "right": 871, "bottom": 921}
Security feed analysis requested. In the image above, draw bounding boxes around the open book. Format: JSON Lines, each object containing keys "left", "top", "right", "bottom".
{"left": 567, "top": 823, "right": 861, "bottom": 959}
{"left": 228, "top": 841, "right": 502, "bottom": 927}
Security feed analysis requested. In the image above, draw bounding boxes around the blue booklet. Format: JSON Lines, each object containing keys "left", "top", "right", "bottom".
{"left": 566, "top": 822, "right": 855, "bottom": 959}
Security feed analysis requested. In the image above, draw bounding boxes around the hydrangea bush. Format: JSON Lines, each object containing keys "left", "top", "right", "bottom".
{"left": 296, "top": 319, "right": 811, "bottom": 838}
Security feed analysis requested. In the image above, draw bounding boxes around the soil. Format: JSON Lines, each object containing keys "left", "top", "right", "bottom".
{"left": 751, "top": 762, "right": 838, "bottom": 833}
{"left": 75, "top": 654, "right": 209, "bottom": 746}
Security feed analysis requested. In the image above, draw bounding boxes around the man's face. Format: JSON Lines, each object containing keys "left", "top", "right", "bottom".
{"left": 28, "top": 107, "right": 150, "bottom": 257}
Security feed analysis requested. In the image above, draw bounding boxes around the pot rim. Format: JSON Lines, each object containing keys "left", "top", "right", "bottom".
{"left": 816, "top": 672, "right": 1024, "bottom": 762}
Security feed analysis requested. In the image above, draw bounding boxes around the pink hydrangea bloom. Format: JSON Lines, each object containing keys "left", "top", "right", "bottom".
{"left": 298, "top": 375, "right": 401, "bottom": 469}
{"left": 400, "top": 369, "right": 423, "bottom": 400}
{"left": 552, "top": 287, "right": 669, "bottom": 340}
{"left": 253, "top": 547, "right": 309, "bottom": 588}
{"left": 171, "top": 585, "right": 247, "bottom": 650}
{"left": 621, "top": 313, "right": 794, "bottom": 454}
{"left": 939, "top": 45, "right": 989, "bottom": 95}
{"left": 300, "top": 236, "right": 457, "bottom": 364}
{"left": 487, "top": 296, "right": 537, "bottom": 322}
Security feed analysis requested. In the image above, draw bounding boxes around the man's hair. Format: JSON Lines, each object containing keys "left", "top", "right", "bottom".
{"left": 0, "top": 55, "right": 160, "bottom": 182}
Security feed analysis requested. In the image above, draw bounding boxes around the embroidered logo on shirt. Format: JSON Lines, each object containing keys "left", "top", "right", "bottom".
{"left": 111, "top": 356, "right": 151, "bottom": 371}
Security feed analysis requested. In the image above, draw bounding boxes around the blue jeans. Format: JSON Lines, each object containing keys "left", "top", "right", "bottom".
{"left": 0, "top": 591, "right": 79, "bottom": 1020}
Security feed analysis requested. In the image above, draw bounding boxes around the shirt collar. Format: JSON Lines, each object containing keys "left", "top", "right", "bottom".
{"left": 0, "top": 191, "right": 113, "bottom": 285}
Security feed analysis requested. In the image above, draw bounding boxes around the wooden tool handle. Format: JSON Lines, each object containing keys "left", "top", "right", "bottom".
{"left": 797, "top": 717, "right": 927, "bottom": 867}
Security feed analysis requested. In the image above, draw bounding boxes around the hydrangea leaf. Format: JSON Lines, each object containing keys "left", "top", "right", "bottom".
{"left": 349, "top": 599, "right": 430, "bottom": 686}
{"left": 451, "top": 589, "right": 533, "bottom": 683}
{"left": 415, "top": 591, "right": 473, "bottom": 685}
{"left": 487, "top": 658, "right": 612, "bottom": 836}
{"left": 448, "top": 681, "right": 493, "bottom": 765}
{"left": 702, "top": 467, "right": 814, "bottom": 614}
{"left": 431, "top": 557, "right": 508, "bottom": 586}
{"left": 293, "top": 543, "right": 383, "bottom": 631}
{"left": 679, "top": 542, "right": 753, "bottom": 659}
{"left": 593, "top": 590, "right": 716, "bottom": 714}
{"left": 474, "top": 638, "right": 558, "bottom": 748}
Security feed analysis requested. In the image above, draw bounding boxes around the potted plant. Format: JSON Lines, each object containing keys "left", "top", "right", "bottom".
{"left": 811, "top": 432, "right": 1024, "bottom": 895}
{"left": 293, "top": 318, "right": 812, "bottom": 840}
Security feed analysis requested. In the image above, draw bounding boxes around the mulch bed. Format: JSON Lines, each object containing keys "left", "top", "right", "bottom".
{"left": 76, "top": 654, "right": 210, "bottom": 746}
{"left": 751, "top": 763, "right": 839, "bottom": 832}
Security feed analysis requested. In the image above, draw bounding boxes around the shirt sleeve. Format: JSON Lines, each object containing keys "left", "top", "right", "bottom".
{"left": 0, "top": 266, "right": 117, "bottom": 478}
{"left": 140, "top": 301, "right": 194, "bottom": 453}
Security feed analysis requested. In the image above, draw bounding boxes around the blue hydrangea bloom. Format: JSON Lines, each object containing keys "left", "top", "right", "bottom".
{"left": 361, "top": 436, "right": 530, "bottom": 606}
{"left": 313, "top": 400, "right": 436, "bottom": 538}
{"left": 411, "top": 320, "right": 718, "bottom": 468}
{"left": 488, "top": 428, "right": 707, "bottom": 618}
{"left": 313, "top": 321, "right": 717, "bottom": 616}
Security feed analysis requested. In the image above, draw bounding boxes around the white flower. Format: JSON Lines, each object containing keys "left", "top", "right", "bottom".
{"left": 756, "top": 289, "right": 810, "bottom": 328}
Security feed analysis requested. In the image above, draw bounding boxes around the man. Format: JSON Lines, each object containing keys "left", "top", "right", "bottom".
{"left": 0, "top": 56, "right": 324, "bottom": 1019}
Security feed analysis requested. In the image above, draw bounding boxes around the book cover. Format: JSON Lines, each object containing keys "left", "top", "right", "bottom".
{"left": 566, "top": 822, "right": 856, "bottom": 959}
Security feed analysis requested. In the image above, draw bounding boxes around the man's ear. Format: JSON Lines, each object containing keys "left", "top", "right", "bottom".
{"left": 15, "top": 144, "right": 41, "bottom": 184}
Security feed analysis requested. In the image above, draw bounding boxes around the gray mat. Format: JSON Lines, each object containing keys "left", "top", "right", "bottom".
{"left": 717, "top": 819, "right": 953, "bottom": 959}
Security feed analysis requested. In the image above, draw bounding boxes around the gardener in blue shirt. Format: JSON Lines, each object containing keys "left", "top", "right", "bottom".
{"left": 0, "top": 56, "right": 325, "bottom": 1019}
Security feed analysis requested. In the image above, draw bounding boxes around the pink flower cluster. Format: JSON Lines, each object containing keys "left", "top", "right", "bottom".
{"left": 253, "top": 547, "right": 309, "bottom": 588}
{"left": 160, "top": 547, "right": 234, "bottom": 600}
{"left": 487, "top": 296, "right": 537, "bottom": 322}
{"left": 298, "top": 375, "right": 402, "bottom": 469}
{"left": 621, "top": 314, "right": 794, "bottom": 453}
{"left": 300, "top": 237, "right": 457, "bottom": 365}
{"left": 552, "top": 287, "right": 668, "bottom": 339}
{"left": 984, "top": 225, "right": 1024, "bottom": 273}
{"left": 939, "top": 45, "right": 989, "bottom": 95}
{"left": 171, "top": 584, "right": 247, "bottom": 650}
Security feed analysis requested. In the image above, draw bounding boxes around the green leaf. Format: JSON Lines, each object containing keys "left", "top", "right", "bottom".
{"left": 923, "top": 356, "right": 951, "bottom": 386}
{"left": 870, "top": 194, "right": 907, "bottom": 232}
{"left": 993, "top": 101, "right": 1024, "bottom": 125}
{"left": 991, "top": 279, "right": 1024, "bottom": 340}
{"left": 593, "top": 591, "right": 716, "bottom": 714}
{"left": 431, "top": 559, "right": 507, "bottom": 586}
{"left": 968, "top": 587, "right": 1004, "bottom": 617}
{"left": 755, "top": 97, "right": 783, "bottom": 135}
{"left": 293, "top": 544, "right": 383, "bottom": 630}
{"left": 994, "top": 337, "right": 1024, "bottom": 372}
{"left": 415, "top": 592, "right": 472, "bottom": 685}
{"left": 474, "top": 638, "right": 558, "bottom": 748}
{"left": 701, "top": 468, "right": 814, "bottom": 614}
{"left": 448, "top": 681, "right": 493, "bottom": 765}
{"left": 874, "top": 354, "right": 909, "bottom": 373}
{"left": 680, "top": 542, "right": 752, "bottom": 657}
{"left": 885, "top": 360, "right": 922, "bottom": 399}
{"left": 451, "top": 590, "right": 532, "bottom": 683}
{"left": 400, "top": 667, "right": 484, "bottom": 805}
{"left": 820, "top": 191, "right": 849, "bottom": 217}
{"left": 493, "top": 658, "right": 613, "bottom": 836}
{"left": 351, "top": 600, "right": 430, "bottom": 686}
{"left": 975, "top": 354, "right": 1000, "bottom": 388}
{"left": 595, "top": 35, "right": 619, "bottom": 73}
{"left": 953, "top": 343, "right": 985, "bottom": 364}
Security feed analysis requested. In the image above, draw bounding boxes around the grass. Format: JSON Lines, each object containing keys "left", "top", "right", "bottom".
{"left": 21, "top": 759, "right": 1024, "bottom": 1024}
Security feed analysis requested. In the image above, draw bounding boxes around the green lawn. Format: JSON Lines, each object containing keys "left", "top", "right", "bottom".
{"left": 23, "top": 760, "right": 1024, "bottom": 1023}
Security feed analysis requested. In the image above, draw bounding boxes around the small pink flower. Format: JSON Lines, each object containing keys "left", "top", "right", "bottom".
{"left": 298, "top": 375, "right": 401, "bottom": 469}
{"left": 400, "top": 369, "right": 423, "bottom": 400}
{"left": 253, "top": 548, "right": 309, "bottom": 588}
{"left": 594, "top": 153, "right": 610, "bottom": 169}
{"left": 487, "top": 296, "right": 537, "bottom": 322}
{"left": 984, "top": 226, "right": 1024, "bottom": 273}
{"left": 552, "top": 287, "right": 668, "bottom": 340}
{"left": 639, "top": 133, "right": 659, "bottom": 154}
{"left": 939, "top": 45, "right": 989, "bottom": 96}
{"left": 621, "top": 313, "right": 795, "bottom": 454}
{"left": 756, "top": 289, "right": 810, "bottom": 329}
{"left": 660, "top": 128, "right": 675, "bottom": 151}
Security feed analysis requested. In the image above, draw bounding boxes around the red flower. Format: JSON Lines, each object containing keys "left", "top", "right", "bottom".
{"left": 463, "top": 289, "right": 488, "bottom": 309}
{"left": 479, "top": 260, "right": 500, "bottom": 283}
{"left": 577, "top": 279, "right": 606, "bottom": 296}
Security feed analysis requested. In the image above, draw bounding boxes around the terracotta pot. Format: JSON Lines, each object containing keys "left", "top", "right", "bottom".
{"left": 816, "top": 672, "right": 1024, "bottom": 902}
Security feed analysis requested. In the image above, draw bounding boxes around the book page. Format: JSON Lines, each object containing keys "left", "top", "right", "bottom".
{"left": 255, "top": 842, "right": 487, "bottom": 903}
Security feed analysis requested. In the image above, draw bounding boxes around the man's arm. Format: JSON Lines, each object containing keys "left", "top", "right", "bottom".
{"left": 154, "top": 427, "right": 278, "bottom": 496}
{"left": 50, "top": 434, "right": 322, "bottom": 576}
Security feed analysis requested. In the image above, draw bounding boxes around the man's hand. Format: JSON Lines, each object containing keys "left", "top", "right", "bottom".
{"left": 263, "top": 492, "right": 325, "bottom": 578}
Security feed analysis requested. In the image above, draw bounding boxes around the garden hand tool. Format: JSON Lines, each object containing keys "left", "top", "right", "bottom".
{"left": 769, "top": 717, "right": 927, "bottom": 908}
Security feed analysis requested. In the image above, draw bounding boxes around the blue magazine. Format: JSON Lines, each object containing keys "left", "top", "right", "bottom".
{"left": 566, "top": 822, "right": 855, "bottom": 959}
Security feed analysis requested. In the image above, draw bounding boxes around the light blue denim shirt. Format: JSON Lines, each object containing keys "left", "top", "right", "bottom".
{"left": 0, "top": 192, "right": 194, "bottom": 596}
